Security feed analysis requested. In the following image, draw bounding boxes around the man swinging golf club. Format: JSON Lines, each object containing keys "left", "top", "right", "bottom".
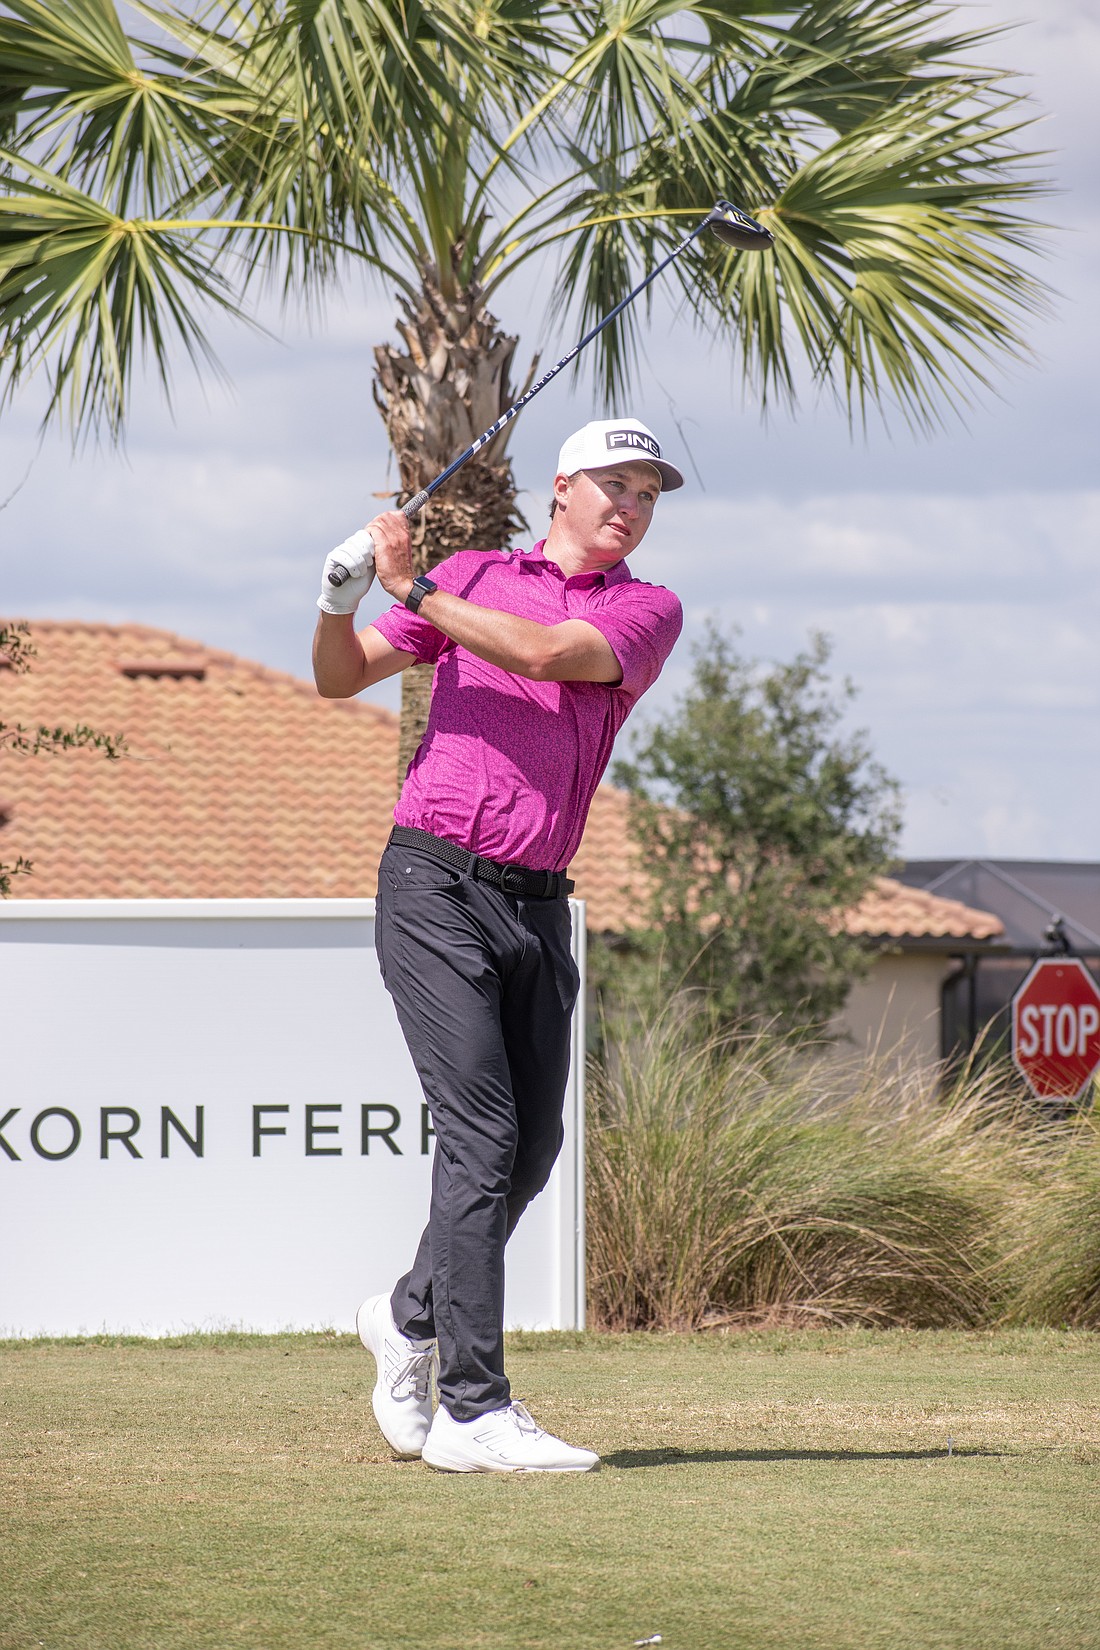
{"left": 313, "top": 417, "right": 684, "bottom": 1473}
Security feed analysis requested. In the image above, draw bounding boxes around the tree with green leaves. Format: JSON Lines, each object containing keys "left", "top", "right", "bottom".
{"left": 609, "top": 626, "right": 902, "bottom": 1033}
{"left": 0, "top": 0, "right": 1047, "bottom": 768}
{"left": 0, "top": 620, "right": 125, "bottom": 894}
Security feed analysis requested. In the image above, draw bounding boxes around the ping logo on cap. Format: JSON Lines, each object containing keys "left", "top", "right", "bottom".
{"left": 605, "top": 428, "right": 661, "bottom": 459}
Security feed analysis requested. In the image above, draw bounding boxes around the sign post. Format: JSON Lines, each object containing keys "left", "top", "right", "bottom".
{"left": 1011, "top": 957, "right": 1100, "bottom": 1103}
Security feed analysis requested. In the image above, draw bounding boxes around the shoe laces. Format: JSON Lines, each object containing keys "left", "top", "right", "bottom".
{"left": 507, "top": 1401, "right": 544, "bottom": 1439}
{"left": 388, "top": 1344, "right": 435, "bottom": 1402}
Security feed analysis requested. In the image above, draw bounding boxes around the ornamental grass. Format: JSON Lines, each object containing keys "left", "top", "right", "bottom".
{"left": 1004, "top": 1110, "right": 1100, "bottom": 1329}
{"left": 585, "top": 1007, "right": 1043, "bottom": 1331}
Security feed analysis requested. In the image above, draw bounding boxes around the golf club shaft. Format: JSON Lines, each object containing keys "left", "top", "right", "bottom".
{"left": 327, "top": 216, "right": 712, "bottom": 586}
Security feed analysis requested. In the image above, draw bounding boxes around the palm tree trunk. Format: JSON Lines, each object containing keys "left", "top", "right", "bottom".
{"left": 373, "top": 262, "right": 531, "bottom": 781}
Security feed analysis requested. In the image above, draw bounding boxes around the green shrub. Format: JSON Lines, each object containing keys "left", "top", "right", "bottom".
{"left": 586, "top": 1008, "right": 1035, "bottom": 1331}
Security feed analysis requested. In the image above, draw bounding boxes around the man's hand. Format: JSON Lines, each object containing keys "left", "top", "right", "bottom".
{"left": 369, "top": 511, "right": 417, "bottom": 605}
{"left": 317, "top": 529, "right": 376, "bottom": 616}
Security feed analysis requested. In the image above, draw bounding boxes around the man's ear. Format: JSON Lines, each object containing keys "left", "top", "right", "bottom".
{"left": 552, "top": 471, "right": 573, "bottom": 509}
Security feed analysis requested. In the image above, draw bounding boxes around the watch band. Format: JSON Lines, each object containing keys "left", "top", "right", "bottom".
{"left": 405, "top": 575, "right": 438, "bottom": 615}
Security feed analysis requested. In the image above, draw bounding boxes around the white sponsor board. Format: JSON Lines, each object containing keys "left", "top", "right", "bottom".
{"left": 0, "top": 900, "right": 586, "bottom": 1337}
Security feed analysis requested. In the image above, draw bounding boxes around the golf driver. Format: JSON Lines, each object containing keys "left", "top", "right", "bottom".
{"left": 327, "top": 199, "right": 773, "bottom": 586}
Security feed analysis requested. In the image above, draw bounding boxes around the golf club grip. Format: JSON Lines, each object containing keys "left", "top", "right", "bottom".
{"left": 327, "top": 492, "right": 430, "bottom": 587}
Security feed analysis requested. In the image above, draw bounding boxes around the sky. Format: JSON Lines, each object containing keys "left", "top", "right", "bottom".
{"left": 2, "top": 0, "right": 1098, "bottom": 862}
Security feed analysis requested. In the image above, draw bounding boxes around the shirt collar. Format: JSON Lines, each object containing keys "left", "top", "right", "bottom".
{"left": 526, "top": 540, "right": 633, "bottom": 586}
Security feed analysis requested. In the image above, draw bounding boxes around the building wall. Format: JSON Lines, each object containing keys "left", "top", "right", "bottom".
{"left": 834, "top": 952, "right": 953, "bottom": 1069}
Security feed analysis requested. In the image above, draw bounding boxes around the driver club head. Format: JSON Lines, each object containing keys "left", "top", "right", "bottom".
{"left": 707, "top": 199, "right": 774, "bottom": 251}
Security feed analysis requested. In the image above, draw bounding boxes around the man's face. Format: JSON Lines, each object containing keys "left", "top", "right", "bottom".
{"left": 552, "top": 461, "right": 661, "bottom": 563}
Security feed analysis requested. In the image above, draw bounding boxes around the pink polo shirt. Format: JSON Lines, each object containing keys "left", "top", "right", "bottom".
{"left": 371, "top": 541, "right": 683, "bottom": 872}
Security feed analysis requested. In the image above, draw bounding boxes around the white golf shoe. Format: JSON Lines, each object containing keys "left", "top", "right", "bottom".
{"left": 421, "top": 1399, "right": 600, "bottom": 1474}
{"left": 356, "top": 1294, "right": 437, "bottom": 1458}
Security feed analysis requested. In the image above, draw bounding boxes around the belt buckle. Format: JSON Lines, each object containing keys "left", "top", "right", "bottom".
{"left": 500, "top": 864, "right": 528, "bottom": 895}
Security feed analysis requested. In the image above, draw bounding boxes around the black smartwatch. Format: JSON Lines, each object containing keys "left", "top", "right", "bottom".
{"left": 404, "top": 575, "right": 438, "bottom": 615}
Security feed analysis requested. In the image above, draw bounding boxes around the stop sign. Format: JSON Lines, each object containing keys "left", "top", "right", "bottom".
{"left": 1012, "top": 957, "right": 1100, "bottom": 1101}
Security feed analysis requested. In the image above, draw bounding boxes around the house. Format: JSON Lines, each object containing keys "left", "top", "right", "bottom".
{"left": 898, "top": 859, "right": 1100, "bottom": 1063}
{"left": 836, "top": 877, "right": 1006, "bottom": 1065}
{"left": 2, "top": 622, "right": 1007, "bottom": 1062}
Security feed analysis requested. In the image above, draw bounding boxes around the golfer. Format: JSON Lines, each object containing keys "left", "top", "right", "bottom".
{"left": 313, "top": 418, "right": 683, "bottom": 1473}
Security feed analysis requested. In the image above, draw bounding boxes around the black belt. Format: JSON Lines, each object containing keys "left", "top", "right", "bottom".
{"left": 388, "top": 826, "right": 575, "bottom": 900}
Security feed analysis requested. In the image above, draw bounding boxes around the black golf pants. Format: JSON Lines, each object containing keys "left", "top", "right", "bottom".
{"left": 374, "top": 840, "right": 580, "bottom": 1420}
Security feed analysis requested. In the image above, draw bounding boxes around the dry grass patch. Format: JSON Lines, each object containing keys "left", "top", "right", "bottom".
{"left": 1006, "top": 1112, "right": 1100, "bottom": 1329}
{"left": 587, "top": 1014, "right": 1038, "bottom": 1331}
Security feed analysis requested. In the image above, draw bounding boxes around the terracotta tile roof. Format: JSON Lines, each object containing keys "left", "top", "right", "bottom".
{"left": 569, "top": 787, "right": 1003, "bottom": 943}
{"left": 1, "top": 621, "right": 396, "bottom": 900}
{"left": 843, "top": 876, "right": 1004, "bottom": 942}
{"left": 0, "top": 622, "right": 1003, "bottom": 944}
{"left": 0, "top": 620, "right": 631, "bottom": 920}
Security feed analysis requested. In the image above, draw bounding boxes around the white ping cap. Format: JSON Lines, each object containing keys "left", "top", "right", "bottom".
{"left": 556, "top": 417, "right": 685, "bottom": 491}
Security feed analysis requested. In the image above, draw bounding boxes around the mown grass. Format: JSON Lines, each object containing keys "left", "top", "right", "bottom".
{"left": 3, "top": 1329, "right": 1098, "bottom": 1650}
{"left": 586, "top": 1013, "right": 1100, "bottom": 1331}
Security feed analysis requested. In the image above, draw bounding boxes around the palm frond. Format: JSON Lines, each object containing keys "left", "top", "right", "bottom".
{"left": 0, "top": 0, "right": 250, "bottom": 214}
{"left": 733, "top": 91, "right": 1051, "bottom": 426}
{"left": 536, "top": 33, "right": 1048, "bottom": 424}
{"left": 0, "top": 157, "right": 254, "bottom": 439}
{"left": 0, "top": 0, "right": 1056, "bottom": 440}
{"left": 699, "top": 0, "right": 1005, "bottom": 132}
{"left": 125, "top": 1, "right": 423, "bottom": 294}
{"left": 267, "top": 0, "right": 456, "bottom": 140}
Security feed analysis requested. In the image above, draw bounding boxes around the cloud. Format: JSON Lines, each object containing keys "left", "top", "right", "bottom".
{"left": 617, "top": 488, "right": 1100, "bottom": 859}
{"left": 631, "top": 490, "right": 1100, "bottom": 604}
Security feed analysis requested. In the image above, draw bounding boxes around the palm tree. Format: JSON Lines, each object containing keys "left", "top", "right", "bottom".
{"left": 0, "top": 0, "right": 1047, "bottom": 770}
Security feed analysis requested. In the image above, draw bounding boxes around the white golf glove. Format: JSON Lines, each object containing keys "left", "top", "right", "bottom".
{"left": 317, "top": 529, "right": 376, "bottom": 615}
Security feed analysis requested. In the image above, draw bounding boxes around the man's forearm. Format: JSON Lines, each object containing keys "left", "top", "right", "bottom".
{"left": 411, "top": 587, "right": 619, "bottom": 684}
{"left": 413, "top": 588, "right": 546, "bottom": 677}
{"left": 327, "top": 506, "right": 620, "bottom": 684}
{"left": 313, "top": 611, "right": 368, "bottom": 698}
